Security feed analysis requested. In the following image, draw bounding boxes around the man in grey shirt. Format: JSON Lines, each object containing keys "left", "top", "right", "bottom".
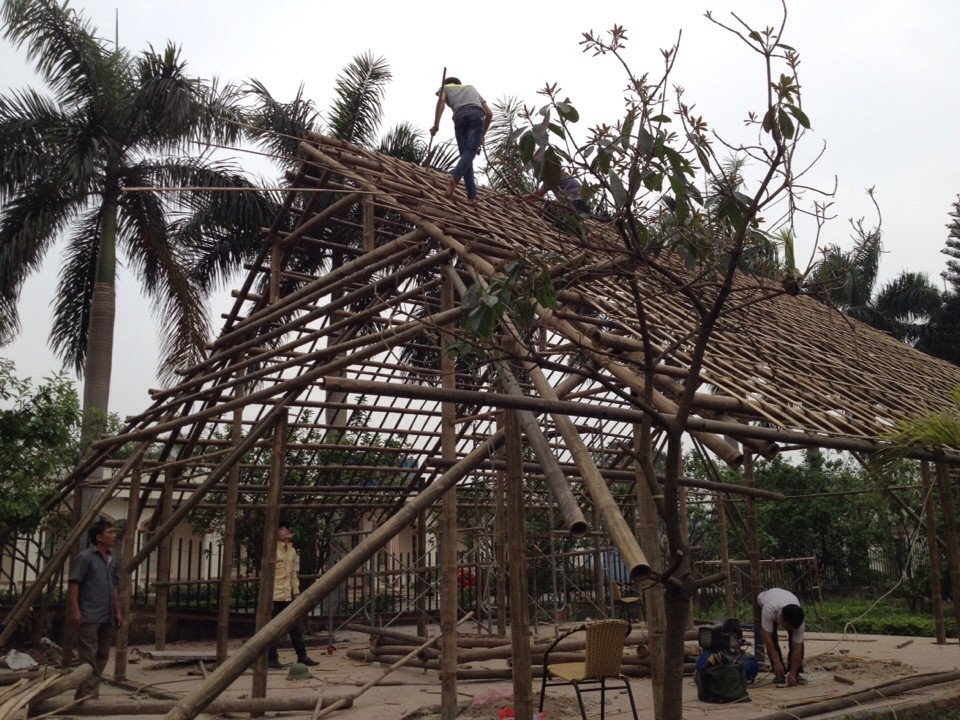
{"left": 68, "top": 520, "right": 121, "bottom": 700}
{"left": 430, "top": 76, "right": 493, "bottom": 203}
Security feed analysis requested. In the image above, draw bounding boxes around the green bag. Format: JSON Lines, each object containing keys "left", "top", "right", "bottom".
{"left": 695, "top": 654, "right": 749, "bottom": 704}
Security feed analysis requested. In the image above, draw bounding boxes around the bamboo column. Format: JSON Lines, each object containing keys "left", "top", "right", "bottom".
{"left": 935, "top": 462, "right": 960, "bottom": 650}
{"left": 504, "top": 400, "right": 533, "bottom": 720}
{"left": 495, "top": 449, "right": 507, "bottom": 638}
{"left": 920, "top": 461, "right": 946, "bottom": 644}
{"left": 416, "top": 474, "right": 428, "bottom": 639}
{"left": 745, "top": 451, "right": 763, "bottom": 662}
{"left": 439, "top": 272, "right": 458, "bottom": 720}
{"left": 154, "top": 469, "right": 176, "bottom": 650}
{"left": 114, "top": 457, "right": 141, "bottom": 681}
{"left": 251, "top": 415, "right": 287, "bottom": 704}
{"left": 717, "top": 441, "right": 736, "bottom": 618}
{"left": 217, "top": 397, "right": 244, "bottom": 664}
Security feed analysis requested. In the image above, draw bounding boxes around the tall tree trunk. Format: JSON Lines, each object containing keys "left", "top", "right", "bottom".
{"left": 80, "top": 200, "right": 119, "bottom": 452}
{"left": 634, "top": 414, "right": 665, "bottom": 719}
{"left": 66, "top": 202, "right": 118, "bottom": 663}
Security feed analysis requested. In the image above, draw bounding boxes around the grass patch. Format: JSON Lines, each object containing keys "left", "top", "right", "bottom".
{"left": 820, "top": 597, "right": 956, "bottom": 637}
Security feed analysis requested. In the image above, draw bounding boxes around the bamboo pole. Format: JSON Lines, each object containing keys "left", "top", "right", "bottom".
{"left": 251, "top": 414, "right": 287, "bottom": 703}
{"left": 32, "top": 695, "right": 352, "bottom": 716}
{"left": 921, "top": 461, "right": 946, "bottom": 644}
{"left": 217, "top": 397, "right": 244, "bottom": 664}
{"left": 114, "top": 458, "right": 141, "bottom": 680}
{"left": 504, "top": 394, "right": 533, "bottom": 720}
{"left": 25, "top": 665, "right": 93, "bottom": 709}
{"left": 749, "top": 671, "right": 960, "bottom": 720}
{"left": 745, "top": 451, "right": 764, "bottom": 663}
{"left": 439, "top": 273, "right": 458, "bottom": 720}
{"left": 162, "top": 430, "right": 507, "bottom": 720}
{"left": 496, "top": 361, "right": 588, "bottom": 536}
{"left": 154, "top": 468, "right": 175, "bottom": 650}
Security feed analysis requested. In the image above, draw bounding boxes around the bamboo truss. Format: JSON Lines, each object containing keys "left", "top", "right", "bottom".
{"left": 5, "top": 132, "right": 960, "bottom": 717}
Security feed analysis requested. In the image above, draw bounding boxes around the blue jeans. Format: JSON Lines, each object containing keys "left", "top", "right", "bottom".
{"left": 452, "top": 106, "right": 485, "bottom": 199}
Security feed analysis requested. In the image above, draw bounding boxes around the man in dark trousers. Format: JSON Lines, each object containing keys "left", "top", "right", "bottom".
{"left": 430, "top": 75, "right": 493, "bottom": 203}
{"left": 268, "top": 521, "right": 318, "bottom": 668}
{"left": 68, "top": 520, "right": 121, "bottom": 700}
{"left": 758, "top": 587, "right": 806, "bottom": 686}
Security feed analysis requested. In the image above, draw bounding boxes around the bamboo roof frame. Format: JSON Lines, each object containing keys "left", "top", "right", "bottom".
{"left": 5, "top": 132, "right": 960, "bottom": 716}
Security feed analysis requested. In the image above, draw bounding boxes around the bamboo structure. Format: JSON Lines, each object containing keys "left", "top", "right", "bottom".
{"left": 6, "top": 132, "right": 960, "bottom": 717}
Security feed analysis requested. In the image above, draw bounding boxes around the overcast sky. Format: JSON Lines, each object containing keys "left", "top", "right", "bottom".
{"left": 1, "top": 0, "right": 958, "bottom": 420}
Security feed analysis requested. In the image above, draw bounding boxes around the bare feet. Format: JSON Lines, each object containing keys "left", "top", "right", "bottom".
{"left": 443, "top": 177, "right": 457, "bottom": 199}
{"left": 466, "top": 197, "right": 477, "bottom": 205}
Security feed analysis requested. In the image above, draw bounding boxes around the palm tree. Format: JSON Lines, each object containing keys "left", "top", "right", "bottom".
{"left": 0, "top": 0, "right": 274, "bottom": 445}
{"left": 810, "top": 216, "right": 945, "bottom": 341}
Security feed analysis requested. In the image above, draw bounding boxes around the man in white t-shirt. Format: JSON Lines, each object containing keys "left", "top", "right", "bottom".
{"left": 757, "top": 588, "right": 806, "bottom": 686}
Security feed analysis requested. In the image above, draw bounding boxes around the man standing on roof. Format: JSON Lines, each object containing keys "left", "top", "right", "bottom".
{"left": 757, "top": 587, "right": 806, "bottom": 687}
{"left": 521, "top": 150, "right": 591, "bottom": 215}
{"left": 430, "top": 76, "right": 493, "bottom": 203}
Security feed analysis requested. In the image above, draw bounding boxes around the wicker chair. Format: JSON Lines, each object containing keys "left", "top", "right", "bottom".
{"left": 538, "top": 619, "right": 639, "bottom": 720}
{"left": 610, "top": 579, "right": 642, "bottom": 621}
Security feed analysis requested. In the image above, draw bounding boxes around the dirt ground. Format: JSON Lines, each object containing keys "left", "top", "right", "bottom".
{"left": 4, "top": 627, "right": 960, "bottom": 719}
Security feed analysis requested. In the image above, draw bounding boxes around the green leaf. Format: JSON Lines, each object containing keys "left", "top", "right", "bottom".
{"left": 762, "top": 107, "right": 776, "bottom": 135}
{"left": 519, "top": 131, "right": 536, "bottom": 163}
{"left": 556, "top": 101, "right": 580, "bottom": 123}
{"left": 777, "top": 108, "right": 795, "bottom": 140}
{"left": 642, "top": 170, "right": 663, "bottom": 192}
{"left": 548, "top": 122, "right": 565, "bottom": 139}
{"left": 787, "top": 103, "right": 811, "bottom": 129}
{"left": 650, "top": 114, "right": 671, "bottom": 123}
{"left": 609, "top": 171, "right": 628, "bottom": 206}
{"left": 620, "top": 111, "right": 635, "bottom": 151}
{"left": 663, "top": 146, "right": 691, "bottom": 175}
{"left": 637, "top": 126, "right": 654, "bottom": 156}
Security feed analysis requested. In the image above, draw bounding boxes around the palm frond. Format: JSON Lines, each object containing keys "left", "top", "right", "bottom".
{"left": 0, "top": 88, "right": 70, "bottom": 196}
{"left": 129, "top": 42, "right": 242, "bottom": 151}
{"left": 0, "top": 178, "right": 82, "bottom": 335}
{"left": 874, "top": 271, "right": 942, "bottom": 320}
{"left": 242, "top": 79, "right": 320, "bottom": 170}
{"left": 377, "top": 121, "right": 425, "bottom": 164}
{"left": 483, "top": 97, "right": 531, "bottom": 193}
{"left": 50, "top": 211, "right": 100, "bottom": 374}
{"left": 131, "top": 158, "right": 278, "bottom": 292}
{"left": 119, "top": 187, "right": 210, "bottom": 385}
{"left": 1, "top": 0, "right": 109, "bottom": 108}
{"left": 326, "top": 51, "right": 391, "bottom": 146}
